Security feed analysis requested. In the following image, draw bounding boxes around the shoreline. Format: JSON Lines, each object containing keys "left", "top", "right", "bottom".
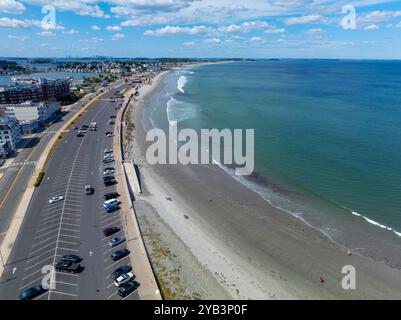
{"left": 126, "top": 68, "right": 401, "bottom": 299}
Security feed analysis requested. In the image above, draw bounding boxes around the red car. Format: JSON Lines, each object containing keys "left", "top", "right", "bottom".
{"left": 103, "top": 226, "right": 120, "bottom": 237}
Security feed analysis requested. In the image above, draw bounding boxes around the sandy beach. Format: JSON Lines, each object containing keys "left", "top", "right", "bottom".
{"left": 125, "top": 70, "right": 401, "bottom": 300}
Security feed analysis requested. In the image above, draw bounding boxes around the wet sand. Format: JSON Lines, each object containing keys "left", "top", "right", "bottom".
{"left": 126, "top": 71, "right": 401, "bottom": 299}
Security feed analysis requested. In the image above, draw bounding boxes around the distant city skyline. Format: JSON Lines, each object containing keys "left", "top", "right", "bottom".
{"left": 0, "top": 0, "right": 401, "bottom": 59}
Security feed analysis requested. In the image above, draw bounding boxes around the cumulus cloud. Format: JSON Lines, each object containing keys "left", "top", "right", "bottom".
{"left": 284, "top": 14, "right": 326, "bottom": 25}
{"left": 62, "top": 29, "right": 79, "bottom": 35}
{"left": 264, "top": 27, "right": 285, "bottom": 34}
{"left": 112, "top": 33, "right": 125, "bottom": 40}
{"left": 8, "top": 34, "right": 30, "bottom": 41}
{"left": 0, "top": 0, "right": 25, "bottom": 14}
{"left": 364, "top": 24, "right": 380, "bottom": 30}
{"left": 38, "top": 30, "right": 54, "bottom": 36}
{"left": 204, "top": 38, "right": 221, "bottom": 43}
{"left": 305, "top": 28, "right": 325, "bottom": 36}
{"left": 106, "top": 25, "right": 122, "bottom": 31}
{"left": 144, "top": 25, "right": 214, "bottom": 36}
{"left": 183, "top": 41, "right": 195, "bottom": 46}
{"left": 91, "top": 25, "right": 101, "bottom": 31}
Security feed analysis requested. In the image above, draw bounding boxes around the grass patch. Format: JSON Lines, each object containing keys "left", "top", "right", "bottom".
{"left": 34, "top": 172, "right": 45, "bottom": 187}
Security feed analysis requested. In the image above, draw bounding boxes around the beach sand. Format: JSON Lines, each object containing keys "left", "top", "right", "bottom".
{"left": 125, "top": 71, "right": 401, "bottom": 300}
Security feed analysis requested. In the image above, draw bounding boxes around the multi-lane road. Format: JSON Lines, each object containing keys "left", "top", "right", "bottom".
{"left": 0, "top": 84, "right": 139, "bottom": 300}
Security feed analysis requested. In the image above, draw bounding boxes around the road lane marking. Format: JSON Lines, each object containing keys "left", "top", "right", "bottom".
{"left": 19, "top": 275, "right": 47, "bottom": 291}
{"left": 25, "top": 256, "right": 53, "bottom": 271}
{"left": 32, "top": 235, "right": 58, "bottom": 248}
{"left": 29, "top": 241, "right": 57, "bottom": 255}
{"left": 34, "top": 228, "right": 58, "bottom": 240}
{"left": 55, "top": 281, "right": 78, "bottom": 287}
{"left": 50, "top": 291, "right": 78, "bottom": 297}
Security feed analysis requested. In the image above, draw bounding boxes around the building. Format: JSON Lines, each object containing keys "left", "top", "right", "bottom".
{"left": 0, "top": 78, "right": 70, "bottom": 104}
{"left": 0, "top": 116, "right": 21, "bottom": 149}
{"left": 4, "top": 101, "right": 61, "bottom": 125}
{"left": 0, "top": 141, "right": 12, "bottom": 158}
{"left": 20, "top": 119, "right": 39, "bottom": 134}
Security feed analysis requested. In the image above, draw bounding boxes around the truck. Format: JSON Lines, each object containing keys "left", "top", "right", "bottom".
{"left": 89, "top": 122, "right": 97, "bottom": 131}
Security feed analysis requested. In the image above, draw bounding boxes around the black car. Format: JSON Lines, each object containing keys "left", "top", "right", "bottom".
{"left": 104, "top": 192, "right": 120, "bottom": 200}
{"left": 118, "top": 281, "right": 140, "bottom": 297}
{"left": 103, "top": 175, "right": 115, "bottom": 182}
{"left": 111, "top": 265, "right": 133, "bottom": 280}
{"left": 104, "top": 179, "right": 116, "bottom": 186}
{"left": 19, "top": 285, "right": 47, "bottom": 300}
{"left": 55, "top": 261, "right": 82, "bottom": 273}
{"left": 103, "top": 226, "right": 120, "bottom": 237}
{"left": 60, "top": 254, "right": 82, "bottom": 263}
{"left": 111, "top": 249, "right": 130, "bottom": 261}
{"left": 110, "top": 115, "right": 116, "bottom": 119}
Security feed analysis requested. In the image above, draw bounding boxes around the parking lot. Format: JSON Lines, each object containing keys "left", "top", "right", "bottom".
{"left": 0, "top": 86, "right": 139, "bottom": 300}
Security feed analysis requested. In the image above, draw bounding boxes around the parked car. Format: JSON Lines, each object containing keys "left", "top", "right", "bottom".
{"left": 109, "top": 236, "right": 126, "bottom": 247}
{"left": 104, "top": 149, "right": 113, "bottom": 154}
{"left": 114, "top": 272, "right": 134, "bottom": 287}
{"left": 110, "top": 115, "right": 116, "bottom": 119}
{"left": 106, "top": 133, "right": 114, "bottom": 137}
{"left": 85, "top": 185, "right": 94, "bottom": 195}
{"left": 103, "top": 226, "right": 120, "bottom": 237}
{"left": 106, "top": 204, "right": 120, "bottom": 213}
{"left": 55, "top": 261, "right": 82, "bottom": 273}
{"left": 103, "top": 175, "right": 115, "bottom": 182}
{"left": 111, "top": 249, "right": 130, "bottom": 261}
{"left": 48, "top": 196, "right": 64, "bottom": 204}
{"left": 105, "top": 131, "right": 113, "bottom": 136}
{"left": 60, "top": 255, "right": 82, "bottom": 263}
{"left": 103, "top": 158, "right": 114, "bottom": 164}
{"left": 104, "top": 198, "right": 119, "bottom": 208}
{"left": 111, "top": 265, "right": 132, "bottom": 280}
{"left": 103, "top": 169, "right": 115, "bottom": 175}
{"left": 104, "top": 192, "right": 119, "bottom": 200}
{"left": 19, "top": 285, "right": 47, "bottom": 300}
{"left": 118, "top": 281, "right": 140, "bottom": 297}
{"left": 0, "top": 159, "right": 5, "bottom": 167}
{"left": 104, "top": 179, "right": 116, "bottom": 186}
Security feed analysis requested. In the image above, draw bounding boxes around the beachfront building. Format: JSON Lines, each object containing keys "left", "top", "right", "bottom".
{"left": 0, "top": 79, "right": 70, "bottom": 104}
{"left": 4, "top": 101, "right": 61, "bottom": 129}
{"left": 0, "top": 116, "right": 21, "bottom": 150}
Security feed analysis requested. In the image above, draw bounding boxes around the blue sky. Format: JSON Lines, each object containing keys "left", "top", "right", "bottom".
{"left": 0, "top": 0, "right": 401, "bottom": 58}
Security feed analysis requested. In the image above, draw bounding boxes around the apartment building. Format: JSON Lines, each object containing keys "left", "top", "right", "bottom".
{"left": 0, "top": 116, "right": 22, "bottom": 149}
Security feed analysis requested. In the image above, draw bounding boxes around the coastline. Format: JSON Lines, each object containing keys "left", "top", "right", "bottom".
{"left": 126, "top": 68, "right": 401, "bottom": 299}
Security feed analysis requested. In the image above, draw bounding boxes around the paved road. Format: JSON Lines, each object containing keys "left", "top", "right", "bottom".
{"left": 0, "top": 93, "right": 101, "bottom": 244}
{"left": 0, "top": 85, "right": 139, "bottom": 300}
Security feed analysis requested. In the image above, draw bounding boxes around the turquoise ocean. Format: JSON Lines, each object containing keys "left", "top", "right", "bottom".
{"left": 143, "top": 60, "right": 401, "bottom": 267}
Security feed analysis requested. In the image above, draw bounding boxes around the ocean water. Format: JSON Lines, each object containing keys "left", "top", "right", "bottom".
{"left": 143, "top": 60, "right": 401, "bottom": 267}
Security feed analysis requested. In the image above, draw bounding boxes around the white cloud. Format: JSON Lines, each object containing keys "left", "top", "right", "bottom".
{"left": 305, "top": 28, "right": 325, "bottom": 36}
{"left": 23, "top": 1, "right": 108, "bottom": 18}
{"left": 284, "top": 14, "right": 326, "bottom": 25}
{"left": 264, "top": 27, "right": 285, "bottom": 34}
{"left": 0, "top": 17, "right": 32, "bottom": 28}
{"left": 364, "top": 24, "right": 380, "bottom": 30}
{"left": 359, "top": 10, "right": 401, "bottom": 24}
{"left": 112, "top": 33, "right": 125, "bottom": 40}
{"left": 144, "top": 25, "right": 214, "bottom": 36}
{"left": 0, "top": 0, "right": 25, "bottom": 14}
{"left": 106, "top": 25, "right": 122, "bottom": 31}
{"left": 91, "top": 25, "right": 101, "bottom": 31}
{"left": 250, "top": 36, "right": 263, "bottom": 43}
{"left": 86, "top": 37, "right": 104, "bottom": 43}
{"left": 62, "top": 29, "right": 79, "bottom": 35}
{"left": 183, "top": 41, "right": 195, "bottom": 46}
{"left": 8, "top": 34, "right": 30, "bottom": 41}
{"left": 38, "top": 30, "right": 54, "bottom": 36}
{"left": 204, "top": 38, "right": 221, "bottom": 44}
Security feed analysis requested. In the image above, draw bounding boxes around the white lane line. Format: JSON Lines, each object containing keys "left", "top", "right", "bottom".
{"left": 106, "top": 282, "right": 115, "bottom": 289}
{"left": 22, "top": 269, "right": 42, "bottom": 281}
{"left": 32, "top": 235, "right": 58, "bottom": 248}
{"left": 55, "top": 271, "right": 78, "bottom": 277}
{"left": 38, "top": 216, "right": 61, "bottom": 227}
{"left": 26, "top": 246, "right": 56, "bottom": 263}
{"left": 50, "top": 291, "right": 78, "bottom": 297}
{"left": 36, "top": 223, "right": 60, "bottom": 234}
{"left": 19, "top": 275, "right": 46, "bottom": 291}
{"left": 57, "top": 247, "right": 79, "bottom": 252}
{"left": 29, "top": 241, "right": 57, "bottom": 256}
{"left": 34, "top": 228, "right": 58, "bottom": 240}
{"left": 55, "top": 281, "right": 78, "bottom": 287}
{"left": 34, "top": 291, "right": 50, "bottom": 300}
{"left": 25, "top": 256, "right": 53, "bottom": 271}
{"left": 59, "top": 234, "right": 80, "bottom": 239}
{"left": 40, "top": 213, "right": 62, "bottom": 223}
{"left": 61, "top": 222, "right": 80, "bottom": 228}
{"left": 106, "top": 291, "right": 118, "bottom": 300}
{"left": 60, "top": 227, "right": 80, "bottom": 233}
{"left": 105, "top": 256, "right": 128, "bottom": 270}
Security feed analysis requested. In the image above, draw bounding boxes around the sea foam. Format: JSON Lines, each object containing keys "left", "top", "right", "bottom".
{"left": 177, "top": 76, "right": 187, "bottom": 94}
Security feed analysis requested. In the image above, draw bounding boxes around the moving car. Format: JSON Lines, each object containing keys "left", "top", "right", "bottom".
{"left": 104, "top": 192, "right": 119, "bottom": 200}
{"left": 85, "top": 185, "right": 94, "bottom": 195}
{"left": 103, "top": 226, "right": 120, "bottom": 237}
{"left": 104, "top": 198, "right": 119, "bottom": 208}
{"left": 55, "top": 260, "right": 82, "bottom": 273}
{"left": 77, "top": 130, "right": 85, "bottom": 137}
{"left": 19, "top": 285, "right": 47, "bottom": 300}
{"left": 114, "top": 272, "right": 135, "bottom": 287}
{"left": 111, "top": 265, "right": 132, "bottom": 280}
{"left": 111, "top": 249, "right": 130, "bottom": 261}
{"left": 48, "top": 196, "right": 64, "bottom": 204}
{"left": 109, "top": 236, "right": 126, "bottom": 248}
{"left": 60, "top": 255, "right": 82, "bottom": 263}
{"left": 118, "top": 281, "right": 139, "bottom": 297}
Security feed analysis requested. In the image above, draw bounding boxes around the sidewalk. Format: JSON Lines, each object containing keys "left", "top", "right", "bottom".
{"left": 112, "top": 86, "right": 161, "bottom": 300}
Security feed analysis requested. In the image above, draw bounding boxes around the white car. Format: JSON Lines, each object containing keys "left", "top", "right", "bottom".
{"left": 114, "top": 272, "right": 134, "bottom": 287}
{"left": 49, "top": 196, "right": 64, "bottom": 204}
{"left": 103, "top": 169, "right": 115, "bottom": 175}
{"left": 104, "top": 199, "right": 119, "bottom": 208}
{"left": 103, "top": 154, "right": 114, "bottom": 159}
